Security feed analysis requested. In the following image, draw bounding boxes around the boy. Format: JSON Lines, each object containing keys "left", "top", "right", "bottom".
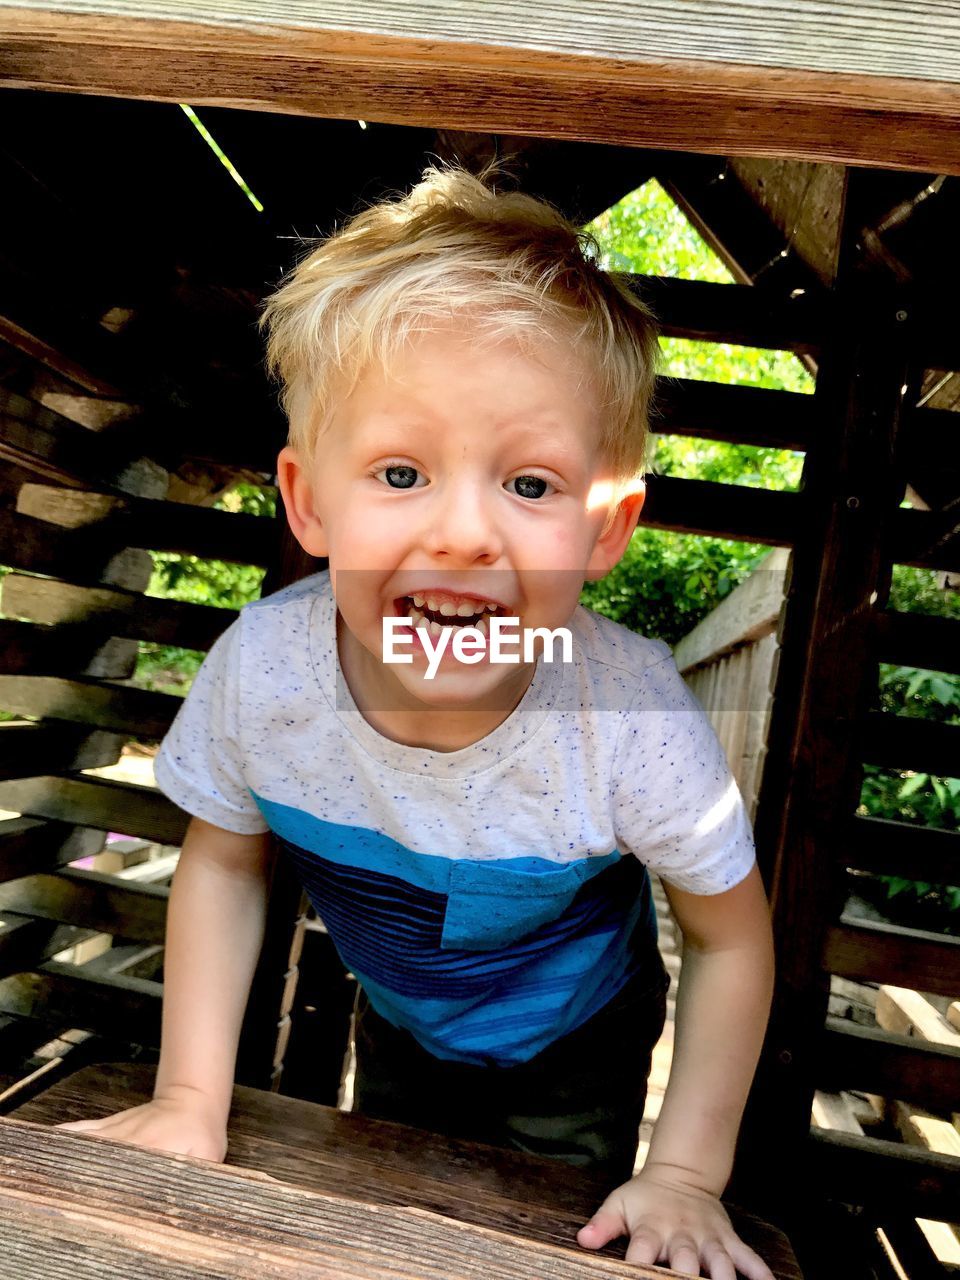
{"left": 59, "top": 162, "right": 776, "bottom": 1280}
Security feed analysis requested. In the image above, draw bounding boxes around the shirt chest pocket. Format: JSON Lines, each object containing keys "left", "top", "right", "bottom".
{"left": 440, "top": 857, "right": 597, "bottom": 952}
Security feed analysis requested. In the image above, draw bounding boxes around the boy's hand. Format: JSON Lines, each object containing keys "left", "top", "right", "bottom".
{"left": 576, "top": 1164, "right": 775, "bottom": 1279}
{"left": 55, "top": 1086, "right": 228, "bottom": 1163}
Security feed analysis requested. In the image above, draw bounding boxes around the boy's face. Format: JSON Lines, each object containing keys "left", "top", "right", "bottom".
{"left": 277, "top": 321, "right": 644, "bottom": 732}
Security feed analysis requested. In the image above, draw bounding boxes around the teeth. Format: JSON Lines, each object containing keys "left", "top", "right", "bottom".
{"left": 456, "top": 600, "right": 476, "bottom": 617}
{"left": 428, "top": 619, "right": 443, "bottom": 637}
{"left": 412, "top": 594, "right": 425, "bottom": 608}
{"left": 414, "top": 593, "right": 498, "bottom": 615}
{"left": 438, "top": 600, "right": 459, "bottom": 616}
{"left": 475, "top": 615, "right": 489, "bottom": 637}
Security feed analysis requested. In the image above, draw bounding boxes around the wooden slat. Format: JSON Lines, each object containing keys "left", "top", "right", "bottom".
{"left": 0, "top": 619, "right": 140, "bottom": 680}
{"left": 857, "top": 711, "right": 960, "bottom": 779}
{"left": 653, "top": 379, "right": 813, "bottom": 451}
{"left": 0, "top": 870, "right": 168, "bottom": 945}
{"left": 0, "top": 915, "right": 99, "bottom": 975}
{"left": 889, "top": 507, "right": 960, "bottom": 573}
{"left": 0, "top": 675, "right": 179, "bottom": 740}
{"left": 639, "top": 474, "right": 800, "bottom": 546}
{"left": 0, "top": 508, "right": 153, "bottom": 591}
{"left": 0, "top": 776, "right": 189, "bottom": 847}
{"left": 818, "top": 1017, "right": 960, "bottom": 1116}
{"left": 17, "top": 483, "right": 279, "bottom": 567}
{"left": 0, "top": 963, "right": 162, "bottom": 1046}
{"left": 0, "top": 387, "right": 166, "bottom": 498}
{"left": 634, "top": 276, "right": 822, "bottom": 354}
{"left": 0, "top": 817, "right": 104, "bottom": 883}
{"left": 843, "top": 814, "right": 960, "bottom": 885}
{"left": 1, "top": 5, "right": 960, "bottom": 173}
{"left": 1, "top": 575, "right": 237, "bottom": 652}
{"left": 807, "top": 1127, "right": 960, "bottom": 1221}
{"left": 873, "top": 610, "right": 960, "bottom": 678}
{"left": 824, "top": 917, "right": 960, "bottom": 999}
{"left": 0, "top": 724, "right": 124, "bottom": 782}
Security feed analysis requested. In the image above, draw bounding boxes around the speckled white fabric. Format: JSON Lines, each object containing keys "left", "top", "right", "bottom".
{"left": 153, "top": 569, "right": 756, "bottom": 1064}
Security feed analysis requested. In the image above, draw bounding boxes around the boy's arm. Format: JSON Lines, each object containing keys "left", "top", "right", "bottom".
{"left": 58, "top": 814, "right": 274, "bottom": 1159}
{"left": 577, "top": 862, "right": 776, "bottom": 1279}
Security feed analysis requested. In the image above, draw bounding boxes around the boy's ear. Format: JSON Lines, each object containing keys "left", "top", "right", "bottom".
{"left": 584, "top": 483, "right": 645, "bottom": 582}
{"left": 275, "top": 445, "right": 329, "bottom": 558}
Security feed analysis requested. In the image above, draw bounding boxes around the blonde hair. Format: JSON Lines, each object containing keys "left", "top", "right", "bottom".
{"left": 260, "top": 158, "right": 660, "bottom": 517}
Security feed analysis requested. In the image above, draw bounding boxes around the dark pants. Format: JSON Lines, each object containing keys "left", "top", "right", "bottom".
{"left": 352, "top": 950, "right": 671, "bottom": 1191}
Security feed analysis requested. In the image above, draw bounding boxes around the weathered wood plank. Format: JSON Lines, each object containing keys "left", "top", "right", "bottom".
{"left": 0, "top": 619, "right": 139, "bottom": 680}
{"left": 674, "top": 546, "right": 788, "bottom": 674}
{"left": 0, "top": 723, "right": 124, "bottom": 781}
{"left": 0, "top": 869, "right": 168, "bottom": 944}
{"left": 17, "top": 482, "right": 279, "bottom": 567}
{"left": 1, "top": 574, "right": 237, "bottom": 653}
{"left": 0, "top": 674, "right": 179, "bottom": 740}
{"left": 0, "top": 387, "right": 166, "bottom": 498}
{"left": 843, "top": 814, "right": 960, "bottom": 886}
{"left": 0, "top": 917, "right": 99, "bottom": 978}
{"left": 856, "top": 710, "right": 960, "bottom": 779}
{"left": 0, "top": 964, "right": 162, "bottom": 1044}
{"left": 0, "top": 817, "right": 104, "bottom": 883}
{"left": 818, "top": 1017, "right": 960, "bottom": 1117}
{"left": 823, "top": 918, "right": 960, "bottom": 999}
{"left": 639, "top": 474, "right": 799, "bottom": 546}
{"left": 873, "top": 610, "right": 960, "bottom": 678}
{"left": 0, "top": 776, "right": 189, "bottom": 846}
{"left": 807, "top": 1127, "right": 960, "bottom": 1221}
{"left": 11, "top": 1062, "right": 803, "bottom": 1278}
{"left": 653, "top": 379, "right": 813, "bottom": 452}
{"left": 0, "top": 508, "right": 153, "bottom": 591}
{"left": 1, "top": 5, "right": 959, "bottom": 173}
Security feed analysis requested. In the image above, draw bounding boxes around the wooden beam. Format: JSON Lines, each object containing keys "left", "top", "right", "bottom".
{"left": 0, "top": 817, "right": 104, "bottom": 883}
{"left": 17, "top": 483, "right": 279, "bottom": 568}
{"left": 0, "top": 870, "right": 168, "bottom": 945}
{"left": 632, "top": 277, "right": 823, "bottom": 354}
{"left": 856, "top": 710, "right": 960, "bottom": 778}
{"left": 0, "top": 776, "right": 189, "bottom": 847}
{"left": 819, "top": 1017, "right": 960, "bottom": 1116}
{"left": 807, "top": 1127, "right": 960, "bottom": 1221}
{"left": 639, "top": 474, "right": 800, "bottom": 546}
{"left": 0, "top": 509, "right": 153, "bottom": 593}
{"left": 824, "top": 917, "right": 960, "bottom": 999}
{"left": 1, "top": 6, "right": 959, "bottom": 172}
{"left": 0, "top": 619, "right": 140, "bottom": 680}
{"left": 653, "top": 380, "right": 812, "bottom": 452}
{"left": 873, "top": 610, "right": 960, "bottom": 677}
{"left": 1, "top": 575, "right": 237, "bottom": 653}
{"left": 0, "top": 389, "right": 166, "bottom": 498}
{"left": 0, "top": 962, "right": 162, "bottom": 1046}
{"left": 0, "top": 723, "right": 124, "bottom": 782}
{"left": 843, "top": 814, "right": 960, "bottom": 885}
{"left": 734, "top": 167, "right": 914, "bottom": 1201}
{"left": 0, "top": 675, "right": 179, "bottom": 740}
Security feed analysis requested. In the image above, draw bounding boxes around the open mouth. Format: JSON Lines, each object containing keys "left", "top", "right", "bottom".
{"left": 394, "top": 593, "right": 511, "bottom": 638}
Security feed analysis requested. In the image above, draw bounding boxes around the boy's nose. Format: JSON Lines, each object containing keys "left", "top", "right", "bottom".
{"left": 420, "top": 479, "right": 503, "bottom": 564}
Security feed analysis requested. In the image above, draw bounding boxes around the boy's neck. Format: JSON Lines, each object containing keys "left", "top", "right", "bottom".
{"left": 335, "top": 611, "right": 536, "bottom": 752}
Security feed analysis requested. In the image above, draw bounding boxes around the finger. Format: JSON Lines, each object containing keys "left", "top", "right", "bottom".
{"left": 726, "top": 1236, "right": 776, "bottom": 1280}
{"left": 666, "top": 1235, "right": 701, "bottom": 1277}
{"left": 577, "top": 1209, "right": 626, "bottom": 1250}
{"left": 701, "top": 1239, "right": 737, "bottom": 1280}
{"left": 624, "top": 1227, "right": 663, "bottom": 1267}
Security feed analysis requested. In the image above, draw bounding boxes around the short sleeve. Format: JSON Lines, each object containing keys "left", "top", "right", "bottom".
{"left": 153, "top": 614, "right": 269, "bottom": 835}
{"left": 611, "top": 653, "right": 756, "bottom": 894}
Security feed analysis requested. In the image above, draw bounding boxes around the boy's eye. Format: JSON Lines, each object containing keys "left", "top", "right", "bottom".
{"left": 376, "top": 464, "right": 423, "bottom": 490}
{"left": 506, "top": 474, "right": 554, "bottom": 500}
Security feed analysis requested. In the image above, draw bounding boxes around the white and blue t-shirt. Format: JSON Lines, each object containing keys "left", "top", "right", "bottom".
{"left": 153, "top": 570, "right": 756, "bottom": 1067}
